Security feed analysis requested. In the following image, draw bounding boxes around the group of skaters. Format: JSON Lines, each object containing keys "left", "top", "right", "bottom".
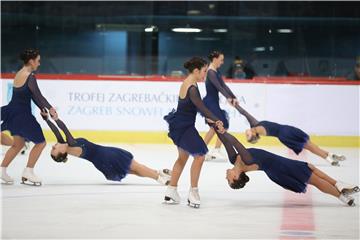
{"left": 1, "top": 49, "right": 358, "bottom": 209}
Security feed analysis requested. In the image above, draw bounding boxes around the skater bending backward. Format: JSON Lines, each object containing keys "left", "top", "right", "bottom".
{"left": 210, "top": 126, "right": 359, "bottom": 207}
{"left": 235, "top": 104, "right": 345, "bottom": 166}
{"left": 41, "top": 110, "right": 171, "bottom": 185}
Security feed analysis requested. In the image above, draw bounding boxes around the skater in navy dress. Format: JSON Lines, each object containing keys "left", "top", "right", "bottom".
{"left": 163, "top": 57, "right": 225, "bottom": 208}
{"left": 235, "top": 104, "right": 345, "bottom": 166}
{"left": 41, "top": 111, "right": 171, "bottom": 185}
{"left": 1, "top": 49, "right": 57, "bottom": 185}
{"left": 202, "top": 51, "right": 239, "bottom": 161}
{"left": 210, "top": 127, "right": 359, "bottom": 206}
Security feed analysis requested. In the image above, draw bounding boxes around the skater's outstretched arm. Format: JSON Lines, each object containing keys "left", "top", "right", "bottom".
{"left": 234, "top": 104, "right": 259, "bottom": 127}
{"left": 28, "top": 74, "right": 52, "bottom": 110}
{"left": 54, "top": 119, "right": 77, "bottom": 146}
{"left": 211, "top": 127, "right": 253, "bottom": 165}
{"left": 41, "top": 109, "right": 66, "bottom": 143}
{"left": 220, "top": 79, "right": 236, "bottom": 99}
{"left": 208, "top": 70, "right": 235, "bottom": 99}
{"left": 188, "top": 86, "right": 219, "bottom": 123}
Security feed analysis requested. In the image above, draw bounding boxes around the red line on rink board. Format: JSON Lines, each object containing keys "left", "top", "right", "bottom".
{"left": 1, "top": 73, "right": 359, "bottom": 85}
{"left": 279, "top": 150, "right": 316, "bottom": 240}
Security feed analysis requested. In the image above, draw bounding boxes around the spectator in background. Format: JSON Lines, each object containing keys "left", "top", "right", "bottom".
{"left": 347, "top": 57, "right": 360, "bottom": 81}
{"left": 227, "top": 56, "right": 246, "bottom": 79}
{"left": 243, "top": 54, "right": 257, "bottom": 79}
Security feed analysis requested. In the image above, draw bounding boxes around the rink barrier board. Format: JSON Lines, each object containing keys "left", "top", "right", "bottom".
{"left": 2, "top": 74, "right": 359, "bottom": 147}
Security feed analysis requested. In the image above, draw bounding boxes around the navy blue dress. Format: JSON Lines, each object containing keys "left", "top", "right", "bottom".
{"left": 73, "top": 138, "right": 133, "bottom": 181}
{"left": 203, "top": 69, "right": 236, "bottom": 129}
{"left": 214, "top": 131, "right": 312, "bottom": 193}
{"left": 164, "top": 85, "right": 219, "bottom": 156}
{"left": 1, "top": 73, "right": 52, "bottom": 143}
{"left": 257, "top": 121, "right": 309, "bottom": 155}
{"left": 247, "top": 148, "right": 312, "bottom": 193}
{"left": 45, "top": 118, "right": 133, "bottom": 182}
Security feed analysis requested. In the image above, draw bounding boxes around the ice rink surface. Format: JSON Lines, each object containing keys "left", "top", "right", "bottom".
{"left": 1, "top": 144, "right": 359, "bottom": 239}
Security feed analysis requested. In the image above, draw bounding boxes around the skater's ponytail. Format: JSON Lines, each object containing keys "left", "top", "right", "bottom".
{"left": 230, "top": 172, "right": 250, "bottom": 189}
{"left": 51, "top": 152, "right": 68, "bottom": 163}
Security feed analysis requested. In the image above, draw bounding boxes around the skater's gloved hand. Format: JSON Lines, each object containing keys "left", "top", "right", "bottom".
{"left": 40, "top": 108, "right": 49, "bottom": 120}
{"left": 49, "top": 107, "right": 58, "bottom": 120}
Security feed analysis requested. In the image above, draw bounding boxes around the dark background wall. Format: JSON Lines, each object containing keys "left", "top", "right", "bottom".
{"left": 1, "top": 1, "right": 359, "bottom": 78}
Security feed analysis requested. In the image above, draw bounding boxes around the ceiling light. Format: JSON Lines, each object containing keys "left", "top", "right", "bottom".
{"left": 145, "top": 26, "right": 157, "bottom": 32}
{"left": 187, "top": 10, "right": 201, "bottom": 15}
{"left": 254, "top": 47, "right": 266, "bottom": 52}
{"left": 213, "top": 29, "right": 228, "bottom": 33}
{"left": 277, "top": 29, "right": 293, "bottom": 33}
{"left": 172, "top": 28, "right": 202, "bottom": 33}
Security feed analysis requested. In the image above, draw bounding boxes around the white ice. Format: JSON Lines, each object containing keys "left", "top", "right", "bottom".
{"left": 1, "top": 144, "right": 359, "bottom": 239}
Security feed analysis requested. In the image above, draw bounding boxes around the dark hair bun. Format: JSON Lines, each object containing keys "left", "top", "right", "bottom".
{"left": 183, "top": 61, "right": 191, "bottom": 70}
{"left": 183, "top": 57, "right": 207, "bottom": 73}
{"left": 230, "top": 172, "right": 250, "bottom": 189}
{"left": 19, "top": 48, "right": 40, "bottom": 64}
{"left": 208, "top": 50, "right": 223, "bottom": 61}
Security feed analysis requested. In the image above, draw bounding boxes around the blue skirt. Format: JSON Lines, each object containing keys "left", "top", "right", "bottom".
{"left": 164, "top": 111, "right": 208, "bottom": 156}
{"left": 169, "top": 126, "right": 208, "bottom": 156}
{"left": 266, "top": 158, "right": 312, "bottom": 193}
{"left": 278, "top": 126, "right": 309, "bottom": 155}
{"left": 1, "top": 104, "right": 45, "bottom": 143}
{"left": 203, "top": 97, "right": 229, "bottom": 129}
{"left": 87, "top": 146, "right": 133, "bottom": 182}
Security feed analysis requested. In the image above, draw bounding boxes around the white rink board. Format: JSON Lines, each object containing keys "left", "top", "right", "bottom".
{"left": 1, "top": 78, "right": 359, "bottom": 135}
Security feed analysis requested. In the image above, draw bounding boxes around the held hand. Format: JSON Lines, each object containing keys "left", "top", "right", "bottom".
{"left": 49, "top": 107, "right": 59, "bottom": 120}
{"left": 215, "top": 120, "right": 226, "bottom": 134}
{"left": 232, "top": 98, "right": 239, "bottom": 107}
{"left": 40, "top": 108, "right": 48, "bottom": 120}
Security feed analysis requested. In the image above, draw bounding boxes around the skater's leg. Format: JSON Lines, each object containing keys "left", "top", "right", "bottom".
{"left": 164, "top": 148, "right": 189, "bottom": 204}
{"left": 308, "top": 172, "right": 340, "bottom": 198}
{"left": 26, "top": 141, "right": 46, "bottom": 168}
{"left": 307, "top": 163, "right": 336, "bottom": 185}
{"left": 1, "top": 136, "right": 25, "bottom": 167}
{"left": 203, "top": 128, "right": 215, "bottom": 145}
{"left": 168, "top": 148, "right": 189, "bottom": 187}
{"left": 304, "top": 140, "right": 328, "bottom": 159}
{"left": 1, "top": 133, "right": 13, "bottom": 146}
{"left": 129, "top": 159, "right": 158, "bottom": 180}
